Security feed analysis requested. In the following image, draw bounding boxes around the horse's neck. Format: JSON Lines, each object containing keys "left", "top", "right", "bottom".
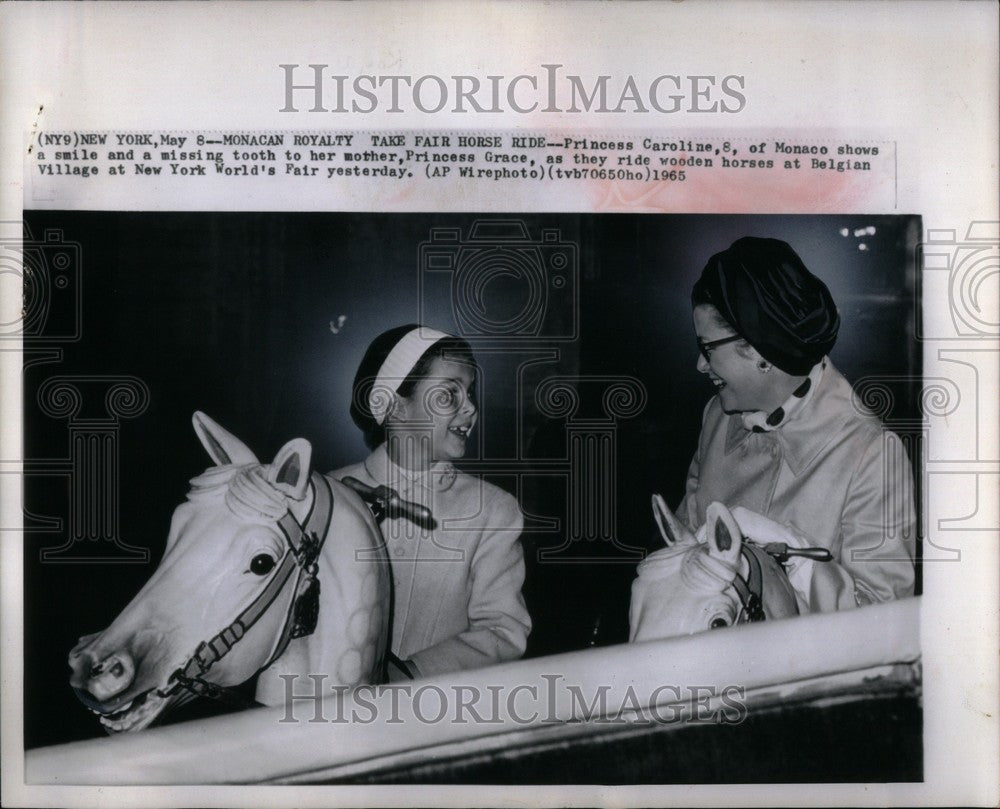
{"left": 255, "top": 479, "right": 386, "bottom": 703}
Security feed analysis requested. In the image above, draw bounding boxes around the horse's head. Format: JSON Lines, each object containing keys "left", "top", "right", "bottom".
{"left": 68, "top": 412, "right": 328, "bottom": 733}
{"left": 629, "top": 497, "right": 752, "bottom": 641}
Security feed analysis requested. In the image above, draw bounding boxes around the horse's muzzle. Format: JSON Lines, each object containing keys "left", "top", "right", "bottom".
{"left": 69, "top": 643, "right": 137, "bottom": 708}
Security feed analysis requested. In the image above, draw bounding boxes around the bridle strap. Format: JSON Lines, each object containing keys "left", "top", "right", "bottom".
{"left": 731, "top": 545, "right": 765, "bottom": 623}
{"left": 164, "top": 472, "right": 334, "bottom": 702}
{"left": 260, "top": 473, "right": 334, "bottom": 669}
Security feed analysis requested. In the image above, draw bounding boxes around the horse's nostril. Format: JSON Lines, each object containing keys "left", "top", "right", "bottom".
{"left": 83, "top": 652, "right": 136, "bottom": 703}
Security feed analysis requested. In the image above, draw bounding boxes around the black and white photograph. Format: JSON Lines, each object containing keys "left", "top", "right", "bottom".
{"left": 1, "top": 2, "right": 997, "bottom": 807}
{"left": 20, "top": 212, "right": 922, "bottom": 782}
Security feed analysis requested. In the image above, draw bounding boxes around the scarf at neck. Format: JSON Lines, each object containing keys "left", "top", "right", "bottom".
{"left": 741, "top": 359, "right": 826, "bottom": 433}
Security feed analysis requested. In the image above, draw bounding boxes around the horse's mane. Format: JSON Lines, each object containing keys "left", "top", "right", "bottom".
{"left": 186, "top": 464, "right": 289, "bottom": 523}
{"left": 638, "top": 541, "right": 737, "bottom": 596}
{"left": 680, "top": 544, "right": 739, "bottom": 594}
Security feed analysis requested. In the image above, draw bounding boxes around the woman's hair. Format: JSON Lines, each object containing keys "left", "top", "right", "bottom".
{"left": 349, "top": 325, "right": 477, "bottom": 449}
{"left": 692, "top": 298, "right": 756, "bottom": 358}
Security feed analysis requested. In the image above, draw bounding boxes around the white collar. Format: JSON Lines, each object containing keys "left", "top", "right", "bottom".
{"left": 365, "top": 443, "right": 458, "bottom": 493}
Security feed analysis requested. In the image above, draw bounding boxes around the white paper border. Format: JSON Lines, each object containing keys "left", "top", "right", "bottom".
{"left": 2, "top": 1, "right": 997, "bottom": 806}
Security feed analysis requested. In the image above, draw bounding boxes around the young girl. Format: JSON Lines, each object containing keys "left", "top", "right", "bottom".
{"left": 333, "top": 324, "right": 530, "bottom": 680}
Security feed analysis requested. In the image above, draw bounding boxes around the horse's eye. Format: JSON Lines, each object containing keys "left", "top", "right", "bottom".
{"left": 249, "top": 554, "right": 277, "bottom": 576}
{"left": 710, "top": 617, "right": 728, "bottom": 629}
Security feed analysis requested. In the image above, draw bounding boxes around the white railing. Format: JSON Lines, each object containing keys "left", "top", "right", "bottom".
{"left": 26, "top": 597, "right": 920, "bottom": 784}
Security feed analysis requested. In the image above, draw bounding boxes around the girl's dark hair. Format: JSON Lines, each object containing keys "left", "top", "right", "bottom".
{"left": 349, "top": 324, "right": 477, "bottom": 449}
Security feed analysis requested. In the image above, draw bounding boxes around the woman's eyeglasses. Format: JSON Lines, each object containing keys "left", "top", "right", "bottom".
{"left": 697, "top": 334, "right": 742, "bottom": 363}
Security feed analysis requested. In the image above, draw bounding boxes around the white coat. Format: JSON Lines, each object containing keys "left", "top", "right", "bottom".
{"left": 677, "top": 360, "right": 916, "bottom": 610}
{"left": 332, "top": 445, "right": 531, "bottom": 676}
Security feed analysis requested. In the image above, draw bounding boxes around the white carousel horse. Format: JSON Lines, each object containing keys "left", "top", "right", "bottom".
{"left": 68, "top": 412, "right": 390, "bottom": 733}
{"left": 629, "top": 496, "right": 830, "bottom": 642}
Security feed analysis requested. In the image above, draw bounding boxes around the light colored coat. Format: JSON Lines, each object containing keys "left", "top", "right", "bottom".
{"left": 677, "top": 361, "right": 915, "bottom": 610}
{"left": 332, "top": 445, "right": 530, "bottom": 677}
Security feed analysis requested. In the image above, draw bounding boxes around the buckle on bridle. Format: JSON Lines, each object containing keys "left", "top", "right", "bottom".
{"left": 165, "top": 667, "right": 251, "bottom": 708}
{"left": 741, "top": 590, "right": 765, "bottom": 623}
{"left": 732, "top": 545, "right": 767, "bottom": 624}
{"left": 292, "top": 531, "right": 322, "bottom": 568}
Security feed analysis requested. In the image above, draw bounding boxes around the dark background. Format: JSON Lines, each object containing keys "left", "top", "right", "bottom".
{"left": 21, "top": 211, "right": 921, "bottom": 748}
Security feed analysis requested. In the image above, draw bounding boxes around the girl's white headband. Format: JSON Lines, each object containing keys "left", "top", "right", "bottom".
{"left": 368, "top": 327, "right": 450, "bottom": 425}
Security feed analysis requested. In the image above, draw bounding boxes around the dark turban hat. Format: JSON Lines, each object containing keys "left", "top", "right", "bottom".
{"left": 691, "top": 237, "right": 840, "bottom": 375}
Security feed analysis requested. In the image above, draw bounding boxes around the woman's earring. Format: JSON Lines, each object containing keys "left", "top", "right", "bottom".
{"left": 758, "top": 362, "right": 771, "bottom": 374}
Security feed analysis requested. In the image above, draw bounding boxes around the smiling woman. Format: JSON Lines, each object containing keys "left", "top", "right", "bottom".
{"left": 647, "top": 237, "right": 916, "bottom": 617}
{"left": 332, "top": 325, "right": 531, "bottom": 681}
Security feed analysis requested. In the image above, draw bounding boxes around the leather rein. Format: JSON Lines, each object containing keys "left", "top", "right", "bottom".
{"left": 157, "top": 472, "right": 334, "bottom": 707}
{"left": 731, "top": 541, "right": 833, "bottom": 624}
{"left": 731, "top": 545, "right": 767, "bottom": 624}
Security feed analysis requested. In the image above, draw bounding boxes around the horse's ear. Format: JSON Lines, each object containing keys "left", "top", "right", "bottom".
{"left": 268, "top": 438, "right": 312, "bottom": 501}
{"left": 652, "top": 493, "right": 695, "bottom": 547}
{"left": 192, "top": 411, "right": 258, "bottom": 466}
{"left": 706, "top": 501, "right": 742, "bottom": 567}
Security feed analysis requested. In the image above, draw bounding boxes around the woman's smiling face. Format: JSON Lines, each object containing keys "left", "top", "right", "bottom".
{"left": 693, "top": 304, "right": 775, "bottom": 414}
{"left": 392, "top": 356, "right": 478, "bottom": 463}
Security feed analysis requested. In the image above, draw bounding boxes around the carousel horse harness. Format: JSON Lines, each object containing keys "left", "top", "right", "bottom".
{"left": 729, "top": 536, "right": 833, "bottom": 624}
{"left": 341, "top": 476, "right": 436, "bottom": 680}
{"left": 159, "top": 472, "right": 335, "bottom": 708}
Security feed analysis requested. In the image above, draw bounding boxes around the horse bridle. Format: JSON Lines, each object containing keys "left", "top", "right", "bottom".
{"left": 731, "top": 541, "right": 834, "bottom": 624}
{"left": 730, "top": 545, "right": 767, "bottom": 624}
{"left": 159, "top": 472, "right": 334, "bottom": 707}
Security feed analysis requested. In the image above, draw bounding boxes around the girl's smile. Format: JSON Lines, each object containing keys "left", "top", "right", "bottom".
{"left": 390, "top": 356, "right": 478, "bottom": 465}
